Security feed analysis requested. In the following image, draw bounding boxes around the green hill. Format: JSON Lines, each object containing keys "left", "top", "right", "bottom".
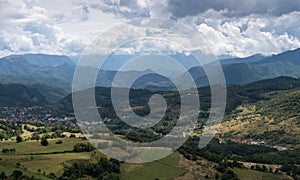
{"left": 0, "top": 83, "right": 68, "bottom": 106}
{"left": 29, "top": 84, "right": 68, "bottom": 104}
{"left": 0, "top": 84, "right": 47, "bottom": 106}
{"left": 219, "top": 77, "right": 300, "bottom": 147}
{"left": 52, "top": 76, "right": 300, "bottom": 147}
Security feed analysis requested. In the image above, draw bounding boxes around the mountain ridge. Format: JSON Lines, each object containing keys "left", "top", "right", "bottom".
{"left": 0, "top": 48, "right": 299, "bottom": 91}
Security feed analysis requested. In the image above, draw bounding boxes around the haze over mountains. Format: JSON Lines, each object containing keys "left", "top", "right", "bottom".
{"left": 0, "top": 48, "right": 299, "bottom": 98}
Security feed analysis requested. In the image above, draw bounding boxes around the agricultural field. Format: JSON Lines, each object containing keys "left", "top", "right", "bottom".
{"left": 0, "top": 137, "right": 101, "bottom": 178}
{"left": 233, "top": 168, "right": 292, "bottom": 180}
{"left": 121, "top": 152, "right": 185, "bottom": 180}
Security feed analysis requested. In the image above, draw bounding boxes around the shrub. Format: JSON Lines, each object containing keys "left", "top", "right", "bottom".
{"left": 55, "top": 140, "right": 63, "bottom": 144}
{"left": 41, "top": 137, "right": 48, "bottom": 146}
{"left": 16, "top": 136, "right": 23, "bottom": 143}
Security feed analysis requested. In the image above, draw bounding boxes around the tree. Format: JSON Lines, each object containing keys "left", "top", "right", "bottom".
{"left": 48, "top": 172, "right": 56, "bottom": 178}
{"left": 0, "top": 171, "right": 7, "bottom": 180}
{"left": 41, "top": 137, "right": 48, "bottom": 146}
{"left": 31, "top": 133, "right": 40, "bottom": 141}
{"left": 73, "top": 143, "right": 94, "bottom": 152}
{"left": 16, "top": 162, "right": 21, "bottom": 167}
{"left": 10, "top": 170, "right": 23, "bottom": 179}
{"left": 73, "top": 144, "right": 83, "bottom": 152}
{"left": 55, "top": 140, "right": 63, "bottom": 144}
{"left": 269, "top": 167, "right": 273, "bottom": 173}
{"left": 215, "top": 173, "right": 220, "bottom": 179}
{"left": 16, "top": 136, "right": 23, "bottom": 143}
{"left": 221, "top": 168, "right": 239, "bottom": 180}
{"left": 262, "top": 165, "right": 267, "bottom": 172}
{"left": 101, "top": 172, "right": 120, "bottom": 180}
{"left": 60, "top": 158, "right": 120, "bottom": 179}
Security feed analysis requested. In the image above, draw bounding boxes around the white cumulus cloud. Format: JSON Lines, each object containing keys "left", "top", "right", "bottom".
{"left": 0, "top": 0, "right": 299, "bottom": 58}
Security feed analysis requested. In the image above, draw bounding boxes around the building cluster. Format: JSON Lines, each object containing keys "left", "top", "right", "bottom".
{"left": 231, "top": 139, "right": 265, "bottom": 145}
{"left": 0, "top": 106, "right": 72, "bottom": 124}
{"left": 230, "top": 139, "right": 291, "bottom": 151}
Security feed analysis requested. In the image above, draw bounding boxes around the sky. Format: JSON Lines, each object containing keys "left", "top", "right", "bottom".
{"left": 0, "top": 0, "right": 300, "bottom": 58}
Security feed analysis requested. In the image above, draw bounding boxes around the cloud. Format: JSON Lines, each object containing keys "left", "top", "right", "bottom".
{"left": 85, "top": 0, "right": 169, "bottom": 18}
{"left": 167, "top": 0, "right": 300, "bottom": 18}
{"left": 194, "top": 14, "right": 300, "bottom": 57}
{"left": 71, "top": 0, "right": 300, "bottom": 57}
{"left": 0, "top": 0, "right": 87, "bottom": 57}
{"left": 85, "top": 0, "right": 300, "bottom": 19}
{"left": 0, "top": 0, "right": 299, "bottom": 58}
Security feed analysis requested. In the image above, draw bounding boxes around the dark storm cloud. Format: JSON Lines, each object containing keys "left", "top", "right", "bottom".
{"left": 167, "top": 0, "right": 300, "bottom": 18}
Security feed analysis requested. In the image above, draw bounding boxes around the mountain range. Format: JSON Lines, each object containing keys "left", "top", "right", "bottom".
{"left": 187, "top": 48, "right": 300, "bottom": 86}
{"left": 0, "top": 48, "right": 299, "bottom": 95}
{"left": 0, "top": 49, "right": 299, "bottom": 149}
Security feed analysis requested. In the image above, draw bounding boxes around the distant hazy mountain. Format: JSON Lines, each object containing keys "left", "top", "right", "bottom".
{"left": 0, "top": 48, "right": 299, "bottom": 92}
{"left": 0, "top": 48, "right": 299, "bottom": 106}
{"left": 219, "top": 54, "right": 267, "bottom": 65}
{"left": 20, "top": 54, "right": 74, "bottom": 67}
{"left": 0, "top": 54, "right": 75, "bottom": 90}
{"left": 186, "top": 48, "right": 300, "bottom": 86}
{"left": 257, "top": 48, "right": 300, "bottom": 65}
{"left": 2, "top": 53, "right": 75, "bottom": 67}
{"left": 117, "top": 48, "right": 300, "bottom": 87}
{"left": 78, "top": 53, "right": 202, "bottom": 71}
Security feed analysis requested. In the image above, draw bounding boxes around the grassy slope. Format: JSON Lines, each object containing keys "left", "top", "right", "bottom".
{"left": 0, "top": 138, "right": 101, "bottom": 178}
{"left": 218, "top": 88, "right": 300, "bottom": 146}
{"left": 121, "top": 152, "right": 185, "bottom": 180}
{"left": 234, "top": 168, "right": 292, "bottom": 180}
{"left": 0, "top": 138, "right": 85, "bottom": 155}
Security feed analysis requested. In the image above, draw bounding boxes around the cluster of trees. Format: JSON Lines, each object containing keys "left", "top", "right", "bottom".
{"left": 23, "top": 124, "right": 35, "bottom": 132}
{"left": 23, "top": 121, "right": 81, "bottom": 134}
{"left": 55, "top": 140, "right": 63, "bottom": 144}
{"left": 216, "top": 159, "right": 243, "bottom": 173}
{"left": 242, "top": 149, "right": 300, "bottom": 165}
{"left": 220, "top": 168, "right": 240, "bottom": 180}
{"left": 280, "top": 163, "right": 300, "bottom": 178}
{"left": 179, "top": 137, "right": 300, "bottom": 165}
{"left": 0, "top": 121, "right": 22, "bottom": 140}
{"left": 73, "top": 143, "right": 95, "bottom": 152}
{"left": 178, "top": 137, "right": 300, "bottom": 179}
{"left": 30, "top": 133, "right": 49, "bottom": 146}
{"left": 0, "top": 170, "right": 35, "bottom": 180}
{"left": 2, "top": 148, "right": 15, "bottom": 153}
{"left": 30, "top": 133, "right": 40, "bottom": 141}
{"left": 179, "top": 137, "right": 225, "bottom": 162}
{"left": 60, "top": 158, "right": 120, "bottom": 180}
{"left": 214, "top": 159, "right": 242, "bottom": 180}
{"left": 16, "top": 136, "right": 23, "bottom": 143}
{"left": 0, "top": 120, "right": 82, "bottom": 143}
{"left": 125, "top": 129, "right": 160, "bottom": 143}
{"left": 30, "top": 129, "right": 66, "bottom": 141}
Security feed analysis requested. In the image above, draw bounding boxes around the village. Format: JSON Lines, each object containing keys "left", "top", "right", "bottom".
{"left": 0, "top": 106, "right": 76, "bottom": 127}
{"left": 230, "top": 139, "right": 291, "bottom": 151}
